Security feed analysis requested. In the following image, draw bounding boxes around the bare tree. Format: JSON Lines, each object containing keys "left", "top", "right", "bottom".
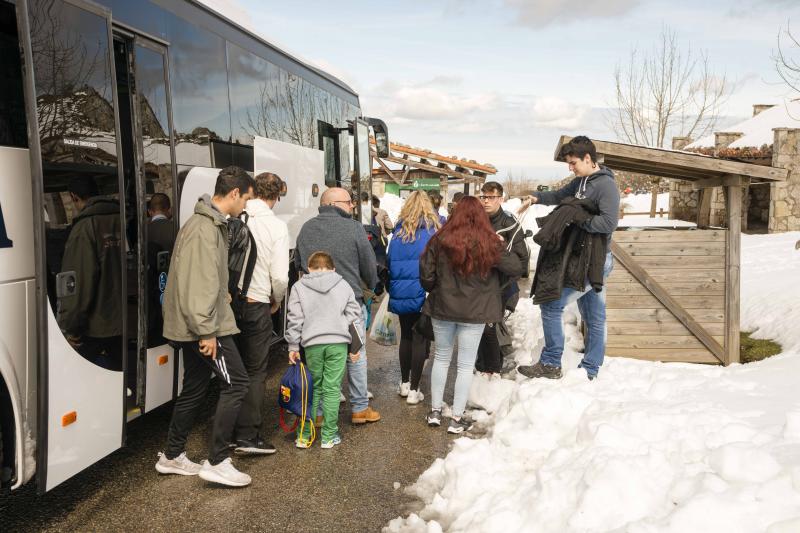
{"left": 775, "top": 24, "right": 800, "bottom": 94}
{"left": 609, "top": 26, "right": 729, "bottom": 148}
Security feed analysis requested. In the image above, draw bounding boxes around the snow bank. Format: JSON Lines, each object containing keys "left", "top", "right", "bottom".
{"left": 385, "top": 232, "right": 800, "bottom": 533}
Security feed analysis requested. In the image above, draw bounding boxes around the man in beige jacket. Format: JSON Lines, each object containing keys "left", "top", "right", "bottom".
{"left": 156, "top": 166, "right": 255, "bottom": 487}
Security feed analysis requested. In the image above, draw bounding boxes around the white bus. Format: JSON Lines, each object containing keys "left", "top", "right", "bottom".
{"left": 0, "top": 0, "right": 388, "bottom": 493}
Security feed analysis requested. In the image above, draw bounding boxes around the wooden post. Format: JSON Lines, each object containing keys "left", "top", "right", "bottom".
{"left": 649, "top": 179, "right": 659, "bottom": 218}
{"left": 724, "top": 181, "right": 742, "bottom": 364}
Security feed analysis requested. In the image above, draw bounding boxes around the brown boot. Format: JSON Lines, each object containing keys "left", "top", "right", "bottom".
{"left": 351, "top": 406, "right": 381, "bottom": 424}
{"left": 315, "top": 415, "right": 324, "bottom": 427}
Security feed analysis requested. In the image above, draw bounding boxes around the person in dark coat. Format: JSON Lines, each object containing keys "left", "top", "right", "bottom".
{"left": 387, "top": 191, "right": 441, "bottom": 404}
{"left": 419, "top": 196, "right": 524, "bottom": 434}
{"left": 475, "top": 181, "right": 530, "bottom": 376}
{"left": 517, "top": 136, "right": 619, "bottom": 381}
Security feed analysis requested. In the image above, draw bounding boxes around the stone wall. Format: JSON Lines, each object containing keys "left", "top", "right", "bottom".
{"left": 668, "top": 136, "right": 699, "bottom": 221}
{"left": 770, "top": 128, "right": 800, "bottom": 232}
{"left": 669, "top": 180, "right": 698, "bottom": 221}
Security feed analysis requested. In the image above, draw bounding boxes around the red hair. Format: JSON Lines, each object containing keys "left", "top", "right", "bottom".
{"left": 430, "top": 196, "right": 500, "bottom": 278}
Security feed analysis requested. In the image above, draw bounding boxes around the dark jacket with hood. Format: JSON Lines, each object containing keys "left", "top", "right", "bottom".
{"left": 58, "top": 197, "right": 122, "bottom": 338}
{"left": 532, "top": 166, "right": 619, "bottom": 254}
{"left": 489, "top": 208, "right": 530, "bottom": 311}
{"left": 295, "top": 205, "right": 378, "bottom": 304}
{"left": 419, "top": 236, "right": 524, "bottom": 324}
{"left": 531, "top": 197, "right": 608, "bottom": 304}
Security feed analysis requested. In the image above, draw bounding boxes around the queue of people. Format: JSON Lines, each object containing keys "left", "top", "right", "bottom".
{"left": 154, "top": 134, "right": 619, "bottom": 488}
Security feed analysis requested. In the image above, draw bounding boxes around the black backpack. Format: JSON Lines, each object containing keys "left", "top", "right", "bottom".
{"left": 227, "top": 212, "right": 257, "bottom": 318}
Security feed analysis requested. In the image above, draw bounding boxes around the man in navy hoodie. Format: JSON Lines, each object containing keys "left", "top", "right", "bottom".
{"left": 517, "top": 136, "right": 620, "bottom": 381}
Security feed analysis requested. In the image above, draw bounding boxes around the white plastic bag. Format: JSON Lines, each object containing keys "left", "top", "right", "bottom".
{"left": 369, "top": 296, "right": 398, "bottom": 346}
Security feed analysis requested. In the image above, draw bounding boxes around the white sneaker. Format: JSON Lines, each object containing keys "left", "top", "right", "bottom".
{"left": 398, "top": 382, "right": 410, "bottom": 397}
{"left": 368, "top": 390, "right": 374, "bottom": 399}
{"left": 155, "top": 451, "right": 201, "bottom": 476}
{"left": 198, "top": 458, "right": 251, "bottom": 487}
{"left": 406, "top": 390, "right": 424, "bottom": 405}
{"left": 339, "top": 391, "right": 346, "bottom": 403}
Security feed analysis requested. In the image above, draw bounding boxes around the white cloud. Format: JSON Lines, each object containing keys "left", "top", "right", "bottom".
{"left": 531, "top": 96, "right": 590, "bottom": 129}
{"left": 364, "top": 78, "right": 500, "bottom": 121}
{"left": 504, "top": 0, "right": 640, "bottom": 28}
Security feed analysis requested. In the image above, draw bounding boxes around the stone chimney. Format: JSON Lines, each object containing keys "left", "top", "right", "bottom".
{"left": 714, "top": 132, "right": 744, "bottom": 155}
{"left": 753, "top": 104, "right": 776, "bottom": 117}
{"left": 671, "top": 136, "right": 693, "bottom": 150}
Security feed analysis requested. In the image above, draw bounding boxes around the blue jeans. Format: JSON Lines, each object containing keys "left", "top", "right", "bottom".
{"left": 430, "top": 319, "right": 485, "bottom": 418}
{"left": 539, "top": 252, "right": 613, "bottom": 377}
{"left": 347, "top": 303, "right": 369, "bottom": 413}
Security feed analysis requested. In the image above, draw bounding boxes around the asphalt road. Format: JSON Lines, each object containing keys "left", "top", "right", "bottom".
{"left": 0, "top": 330, "right": 458, "bottom": 532}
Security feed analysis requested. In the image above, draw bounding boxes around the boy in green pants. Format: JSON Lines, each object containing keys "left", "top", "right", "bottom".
{"left": 286, "top": 251, "right": 363, "bottom": 449}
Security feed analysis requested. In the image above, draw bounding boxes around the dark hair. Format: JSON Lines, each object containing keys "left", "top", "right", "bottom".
{"left": 559, "top": 135, "right": 597, "bottom": 163}
{"left": 427, "top": 190, "right": 442, "bottom": 209}
{"left": 254, "top": 172, "right": 283, "bottom": 201}
{"left": 371, "top": 195, "right": 380, "bottom": 208}
{"left": 214, "top": 166, "right": 255, "bottom": 197}
{"left": 452, "top": 192, "right": 464, "bottom": 203}
{"left": 360, "top": 191, "right": 370, "bottom": 202}
{"left": 68, "top": 176, "right": 99, "bottom": 200}
{"left": 149, "top": 192, "right": 171, "bottom": 212}
{"left": 428, "top": 196, "right": 500, "bottom": 278}
{"left": 481, "top": 181, "right": 504, "bottom": 196}
{"left": 308, "top": 251, "right": 335, "bottom": 270}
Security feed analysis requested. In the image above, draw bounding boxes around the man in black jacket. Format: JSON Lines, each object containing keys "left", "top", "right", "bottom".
{"left": 476, "top": 181, "right": 529, "bottom": 375}
{"left": 517, "top": 136, "right": 619, "bottom": 381}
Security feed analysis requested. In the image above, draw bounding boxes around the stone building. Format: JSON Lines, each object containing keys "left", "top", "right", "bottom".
{"left": 669, "top": 101, "right": 800, "bottom": 232}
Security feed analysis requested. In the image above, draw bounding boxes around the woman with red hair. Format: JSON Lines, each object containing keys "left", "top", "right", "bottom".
{"left": 419, "top": 196, "right": 524, "bottom": 433}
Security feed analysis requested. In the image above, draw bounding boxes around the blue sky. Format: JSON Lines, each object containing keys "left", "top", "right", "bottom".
{"left": 217, "top": 0, "right": 800, "bottom": 181}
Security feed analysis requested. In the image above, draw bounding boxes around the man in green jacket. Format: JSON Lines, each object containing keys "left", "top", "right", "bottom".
{"left": 156, "top": 166, "right": 256, "bottom": 487}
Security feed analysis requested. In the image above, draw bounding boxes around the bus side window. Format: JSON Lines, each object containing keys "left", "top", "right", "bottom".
{"left": 0, "top": 1, "right": 27, "bottom": 149}
{"left": 318, "top": 122, "right": 340, "bottom": 188}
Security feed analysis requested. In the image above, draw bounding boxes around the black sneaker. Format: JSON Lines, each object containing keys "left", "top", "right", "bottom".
{"left": 517, "top": 361, "right": 562, "bottom": 379}
{"left": 234, "top": 437, "right": 276, "bottom": 455}
{"left": 447, "top": 417, "right": 473, "bottom": 434}
{"left": 426, "top": 409, "right": 442, "bottom": 427}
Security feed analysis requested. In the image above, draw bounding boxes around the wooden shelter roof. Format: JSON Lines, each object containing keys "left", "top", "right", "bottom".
{"left": 554, "top": 136, "right": 788, "bottom": 183}
{"left": 371, "top": 138, "right": 497, "bottom": 185}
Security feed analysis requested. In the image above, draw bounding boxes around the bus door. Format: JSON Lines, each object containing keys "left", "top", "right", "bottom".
{"left": 112, "top": 31, "right": 178, "bottom": 417}
{"left": 26, "top": 0, "right": 126, "bottom": 491}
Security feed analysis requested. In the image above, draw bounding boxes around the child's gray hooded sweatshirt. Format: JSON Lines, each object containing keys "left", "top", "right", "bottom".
{"left": 285, "top": 270, "right": 363, "bottom": 352}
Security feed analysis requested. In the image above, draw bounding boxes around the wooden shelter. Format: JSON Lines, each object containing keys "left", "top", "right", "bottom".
{"left": 370, "top": 140, "right": 496, "bottom": 196}
{"left": 554, "top": 136, "right": 788, "bottom": 365}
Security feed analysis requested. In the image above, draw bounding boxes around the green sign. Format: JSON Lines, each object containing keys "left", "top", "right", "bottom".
{"left": 401, "top": 178, "right": 440, "bottom": 191}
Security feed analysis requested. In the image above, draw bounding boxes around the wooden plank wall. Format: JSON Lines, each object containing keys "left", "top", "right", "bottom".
{"left": 606, "top": 229, "right": 727, "bottom": 364}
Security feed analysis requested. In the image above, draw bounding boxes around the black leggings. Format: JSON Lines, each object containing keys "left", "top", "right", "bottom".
{"left": 398, "top": 312, "right": 430, "bottom": 390}
{"left": 476, "top": 323, "right": 504, "bottom": 373}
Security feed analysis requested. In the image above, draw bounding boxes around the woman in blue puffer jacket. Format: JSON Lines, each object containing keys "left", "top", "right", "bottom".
{"left": 387, "top": 191, "right": 441, "bottom": 404}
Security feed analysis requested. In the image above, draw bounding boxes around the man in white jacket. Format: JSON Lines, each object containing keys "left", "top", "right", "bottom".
{"left": 232, "top": 172, "right": 290, "bottom": 455}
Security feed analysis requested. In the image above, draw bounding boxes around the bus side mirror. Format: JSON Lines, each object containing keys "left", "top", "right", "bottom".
{"left": 365, "top": 117, "right": 389, "bottom": 158}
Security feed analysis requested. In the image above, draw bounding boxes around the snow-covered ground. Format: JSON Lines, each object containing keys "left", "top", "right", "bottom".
{"left": 385, "top": 231, "right": 800, "bottom": 533}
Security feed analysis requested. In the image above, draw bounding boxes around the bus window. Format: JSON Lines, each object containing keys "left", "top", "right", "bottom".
{"left": 167, "top": 14, "right": 229, "bottom": 166}
{"left": 134, "top": 43, "right": 175, "bottom": 349}
{"left": 0, "top": 1, "right": 27, "bottom": 148}
{"left": 318, "top": 122, "right": 340, "bottom": 188}
{"left": 29, "top": 0, "right": 124, "bottom": 370}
